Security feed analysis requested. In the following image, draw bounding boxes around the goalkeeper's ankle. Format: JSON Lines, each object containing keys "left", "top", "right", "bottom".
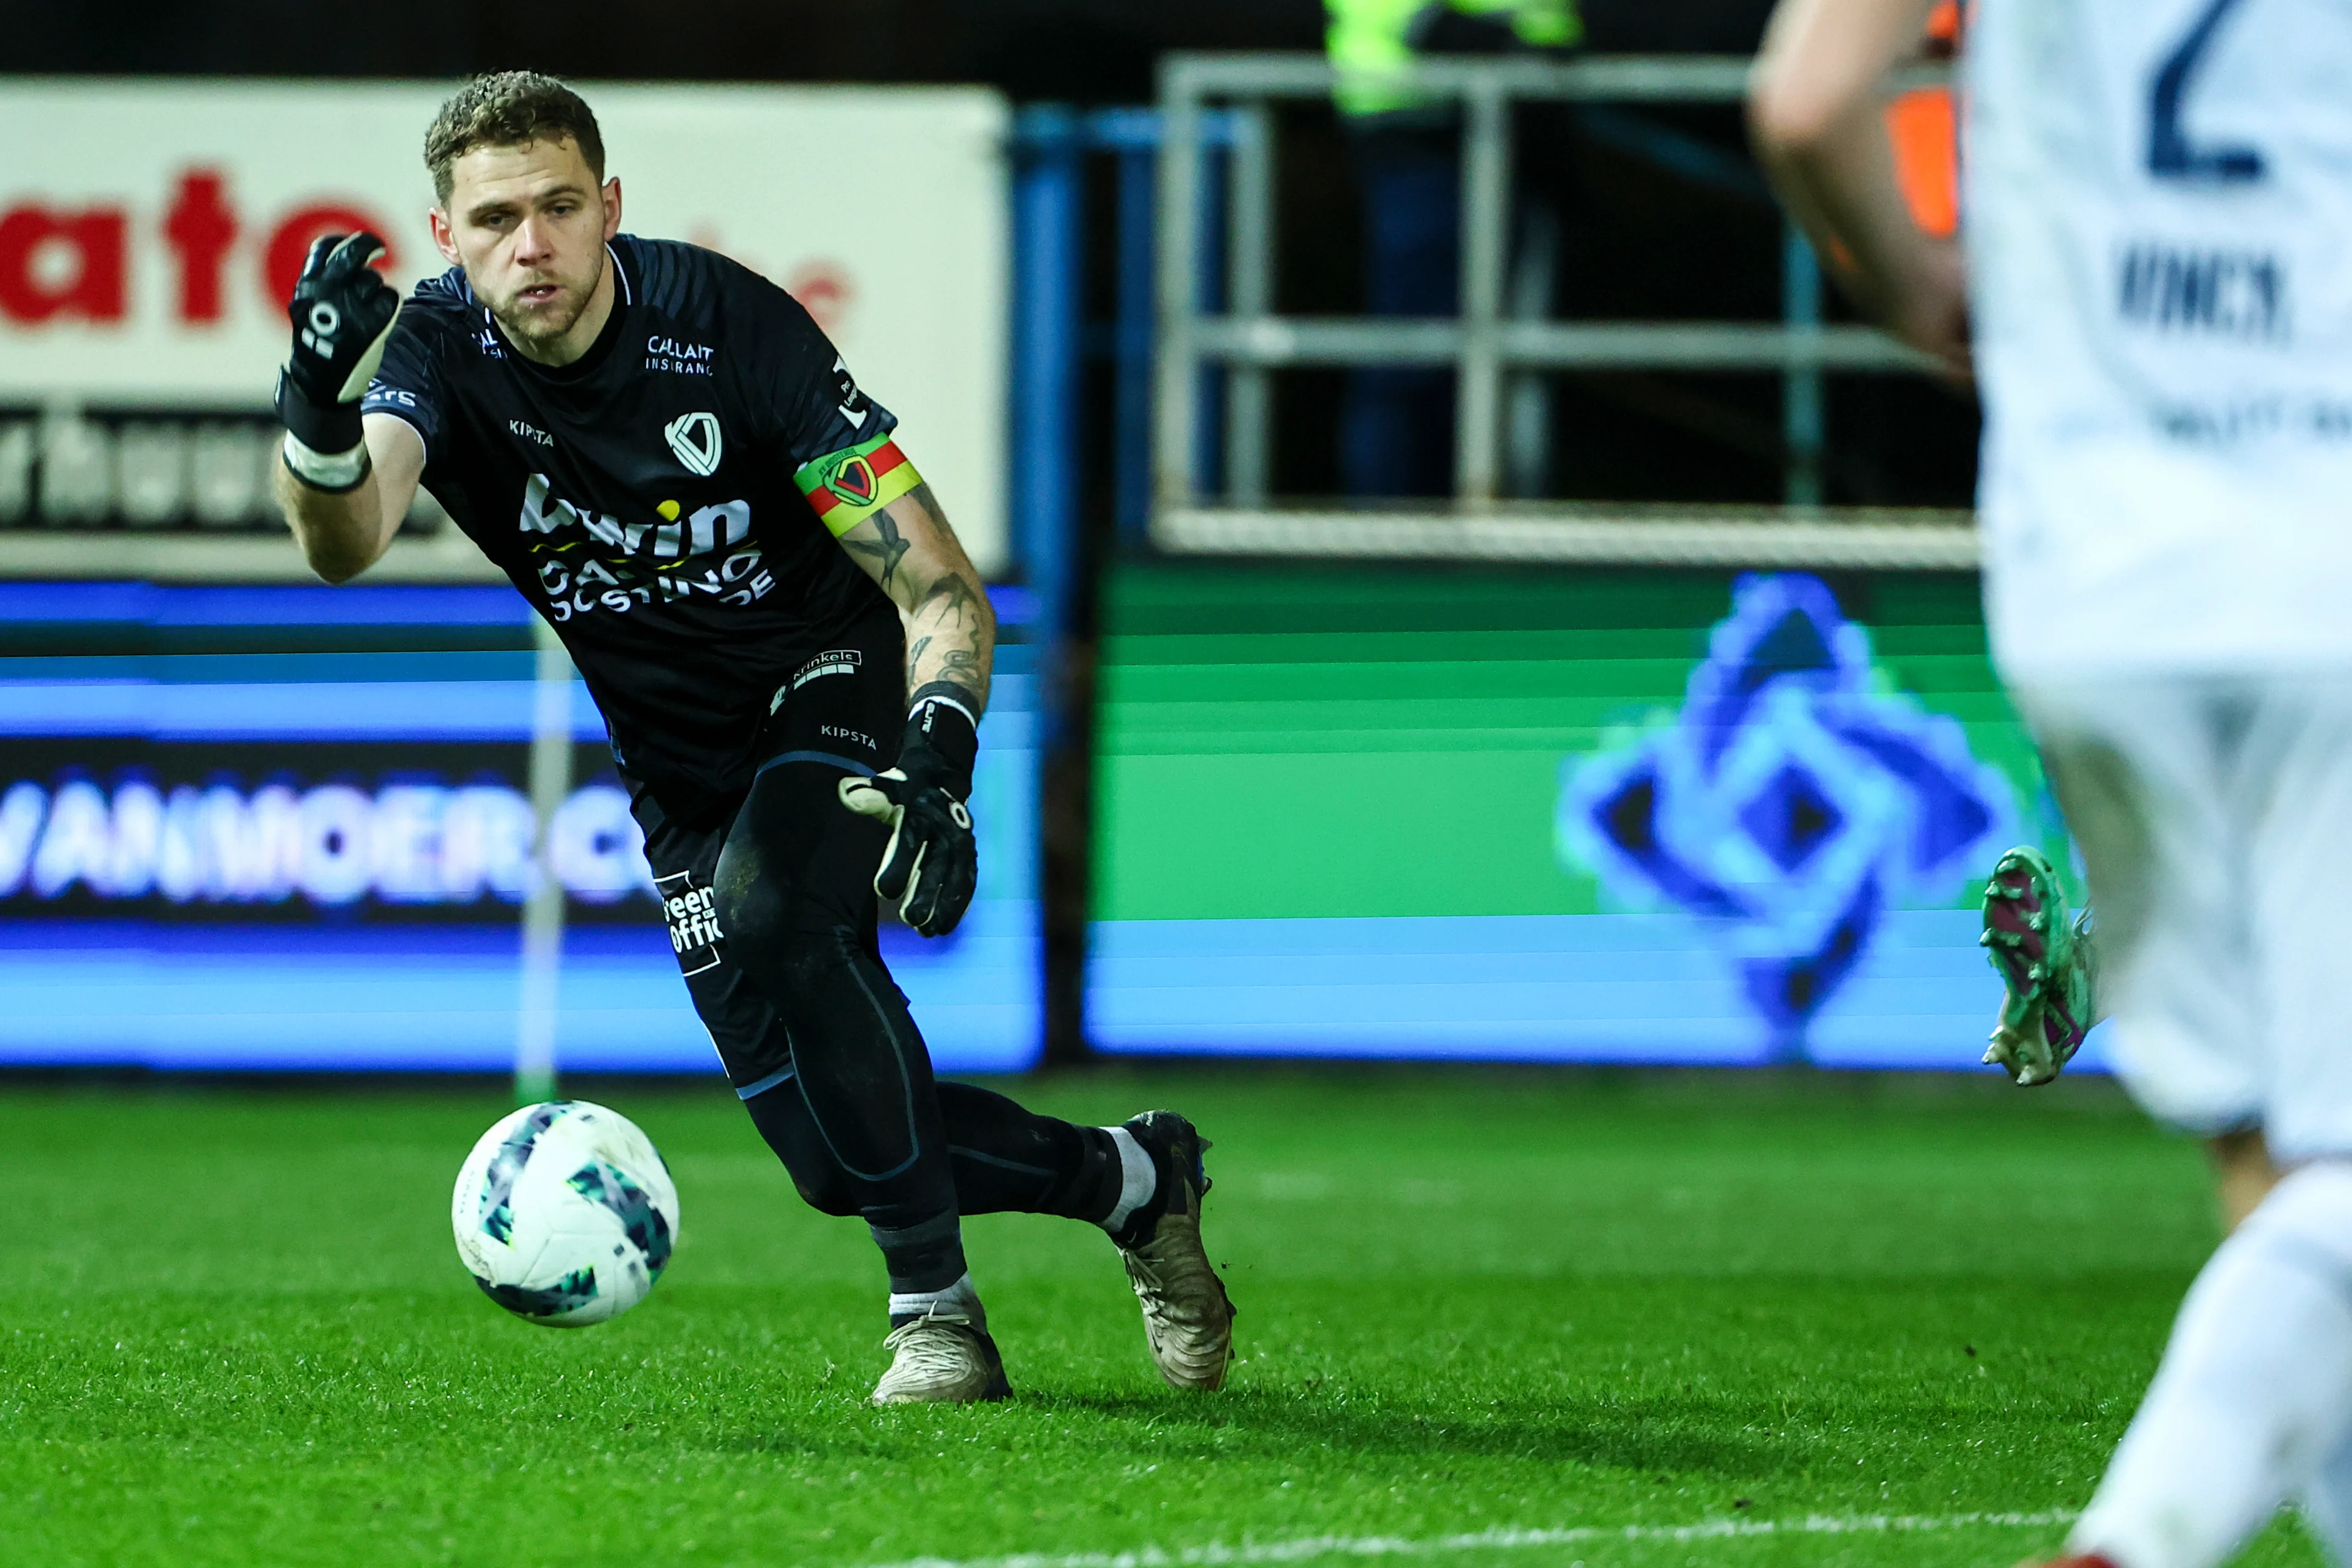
{"left": 888, "top": 1271, "right": 986, "bottom": 1331}
{"left": 1098, "top": 1123, "right": 1161, "bottom": 1247}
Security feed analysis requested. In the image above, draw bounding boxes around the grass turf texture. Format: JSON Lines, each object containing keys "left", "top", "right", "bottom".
{"left": 0, "top": 1069, "right": 2321, "bottom": 1568}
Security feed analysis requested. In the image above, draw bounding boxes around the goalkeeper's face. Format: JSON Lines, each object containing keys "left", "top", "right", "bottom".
{"left": 432, "top": 136, "right": 619, "bottom": 356}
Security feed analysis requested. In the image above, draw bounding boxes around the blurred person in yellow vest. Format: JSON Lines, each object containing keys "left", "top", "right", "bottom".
{"left": 1328, "top": 0, "right": 1581, "bottom": 118}
{"left": 1325, "top": 0, "right": 1581, "bottom": 498}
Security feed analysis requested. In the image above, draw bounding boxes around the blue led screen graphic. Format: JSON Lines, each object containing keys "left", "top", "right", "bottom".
{"left": 1088, "top": 565, "right": 2102, "bottom": 1070}
{"left": 1557, "top": 574, "right": 2019, "bottom": 1057}
{"left": 0, "top": 584, "right": 1042, "bottom": 1073}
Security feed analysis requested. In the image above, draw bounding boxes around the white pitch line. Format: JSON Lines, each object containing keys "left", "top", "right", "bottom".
{"left": 864, "top": 1508, "right": 2080, "bottom": 1568}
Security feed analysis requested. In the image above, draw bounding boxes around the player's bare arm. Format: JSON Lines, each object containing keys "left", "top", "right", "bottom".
{"left": 836, "top": 483, "right": 997, "bottom": 715}
{"left": 273, "top": 413, "right": 424, "bottom": 584}
{"left": 1748, "top": 0, "right": 1968, "bottom": 376}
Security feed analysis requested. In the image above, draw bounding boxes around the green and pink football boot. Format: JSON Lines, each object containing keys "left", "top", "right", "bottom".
{"left": 1979, "top": 845, "right": 2100, "bottom": 1087}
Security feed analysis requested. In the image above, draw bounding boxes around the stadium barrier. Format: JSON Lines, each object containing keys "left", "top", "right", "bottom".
{"left": 1150, "top": 53, "right": 1952, "bottom": 534}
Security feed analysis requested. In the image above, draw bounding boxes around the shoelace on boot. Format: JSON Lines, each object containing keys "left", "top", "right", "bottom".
{"left": 881, "top": 1313, "right": 979, "bottom": 1379}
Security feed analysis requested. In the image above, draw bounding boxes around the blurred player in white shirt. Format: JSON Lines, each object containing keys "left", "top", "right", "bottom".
{"left": 1750, "top": 3, "right": 2352, "bottom": 1566}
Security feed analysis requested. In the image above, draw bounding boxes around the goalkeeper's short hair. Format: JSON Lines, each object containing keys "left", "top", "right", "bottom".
{"left": 425, "top": 71, "right": 604, "bottom": 205}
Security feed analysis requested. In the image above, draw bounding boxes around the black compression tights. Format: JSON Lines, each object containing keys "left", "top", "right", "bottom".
{"left": 710, "top": 758, "right": 1122, "bottom": 1295}
{"left": 745, "top": 1080, "right": 1126, "bottom": 1224}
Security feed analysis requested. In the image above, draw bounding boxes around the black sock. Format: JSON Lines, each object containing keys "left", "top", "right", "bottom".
{"left": 869, "top": 1209, "right": 970, "bottom": 1303}
{"left": 935, "top": 1082, "right": 1126, "bottom": 1222}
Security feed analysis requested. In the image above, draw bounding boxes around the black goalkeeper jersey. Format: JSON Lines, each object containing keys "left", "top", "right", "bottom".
{"left": 362, "top": 234, "right": 898, "bottom": 810}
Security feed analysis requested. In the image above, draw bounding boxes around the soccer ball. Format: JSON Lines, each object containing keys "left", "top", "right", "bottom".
{"left": 451, "top": 1100, "right": 680, "bottom": 1327}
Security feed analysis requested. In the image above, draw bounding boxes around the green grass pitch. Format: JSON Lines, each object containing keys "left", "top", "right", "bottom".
{"left": 0, "top": 1068, "right": 2323, "bottom": 1568}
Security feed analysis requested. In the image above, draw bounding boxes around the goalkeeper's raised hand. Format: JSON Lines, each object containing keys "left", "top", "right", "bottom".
{"left": 839, "top": 689, "right": 979, "bottom": 938}
{"left": 274, "top": 232, "right": 401, "bottom": 488}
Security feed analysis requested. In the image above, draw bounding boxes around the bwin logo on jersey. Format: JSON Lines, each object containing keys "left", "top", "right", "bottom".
{"left": 664, "top": 412, "right": 723, "bottom": 477}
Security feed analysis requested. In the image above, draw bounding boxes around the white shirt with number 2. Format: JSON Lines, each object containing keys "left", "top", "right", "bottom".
{"left": 1965, "top": 0, "right": 2352, "bottom": 674}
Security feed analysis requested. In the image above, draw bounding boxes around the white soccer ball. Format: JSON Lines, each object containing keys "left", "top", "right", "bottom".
{"left": 451, "top": 1100, "right": 680, "bottom": 1327}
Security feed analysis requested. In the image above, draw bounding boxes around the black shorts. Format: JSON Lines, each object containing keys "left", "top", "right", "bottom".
{"left": 625, "top": 597, "right": 906, "bottom": 1096}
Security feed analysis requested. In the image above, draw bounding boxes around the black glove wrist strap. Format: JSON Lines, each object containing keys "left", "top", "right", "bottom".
{"left": 902, "top": 684, "right": 979, "bottom": 801}
{"left": 275, "top": 368, "right": 365, "bottom": 457}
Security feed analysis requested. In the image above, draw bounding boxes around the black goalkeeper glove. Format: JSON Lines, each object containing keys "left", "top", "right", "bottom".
{"left": 839, "top": 687, "right": 980, "bottom": 938}
{"left": 274, "top": 231, "right": 401, "bottom": 480}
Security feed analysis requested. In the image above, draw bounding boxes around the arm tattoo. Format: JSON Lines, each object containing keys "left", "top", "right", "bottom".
{"left": 844, "top": 509, "right": 912, "bottom": 594}
{"left": 907, "top": 584, "right": 991, "bottom": 711}
{"left": 928, "top": 650, "right": 984, "bottom": 705}
{"left": 914, "top": 571, "right": 984, "bottom": 626}
{"left": 867, "top": 489, "right": 994, "bottom": 710}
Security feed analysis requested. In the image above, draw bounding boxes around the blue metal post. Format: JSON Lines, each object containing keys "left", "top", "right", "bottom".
{"left": 1782, "top": 221, "right": 1824, "bottom": 508}
{"left": 1112, "top": 140, "right": 1158, "bottom": 542}
{"left": 1009, "top": 107, "right": 1087, "bottom": 1067}
{"left": 1092, "top": 107, "right": 1238, "bottom": 543}
{"left": 1011, "top": 106, "right": 1086, "bottom": 690}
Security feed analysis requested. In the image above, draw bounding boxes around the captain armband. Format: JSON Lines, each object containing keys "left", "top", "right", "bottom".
{"left": 794, "top": 430, "right": 922, "bottom": 538}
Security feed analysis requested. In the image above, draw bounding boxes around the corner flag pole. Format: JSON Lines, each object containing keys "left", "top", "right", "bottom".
{"left": 515, "top": 616, "right": 574, "bottom": 1105}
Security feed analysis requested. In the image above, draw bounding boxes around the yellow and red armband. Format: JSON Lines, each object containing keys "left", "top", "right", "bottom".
{"left": 795, "top": 431, "right": 923, "bottom": 538}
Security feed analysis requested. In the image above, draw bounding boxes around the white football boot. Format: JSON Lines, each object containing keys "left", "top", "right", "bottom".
{"left": 1113, "top": 1110, "right": 1237, "bottom": 1392}
{"left": 870, "top": 1306, "right": 1011, "bottom": 1405}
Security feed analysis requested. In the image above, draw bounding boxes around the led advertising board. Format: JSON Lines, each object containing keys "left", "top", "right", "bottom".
{"left": 0, "top": 81, "right": 1010, "bottom": 571}
{"left": 1087, "top": 564, "right": 2099, "bottom": 1071}
{"left": 0, "top": 583, "right": 1041, "bottom": 1073}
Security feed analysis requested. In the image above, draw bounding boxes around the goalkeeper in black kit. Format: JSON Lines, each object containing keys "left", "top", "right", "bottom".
{"left": 270, "top": 70, "right": 1234, "bottom": 1403}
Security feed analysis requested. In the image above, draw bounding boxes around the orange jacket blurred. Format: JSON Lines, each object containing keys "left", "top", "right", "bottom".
{"left": 1886, "top": 0, "right": 1961, "bottom": 237}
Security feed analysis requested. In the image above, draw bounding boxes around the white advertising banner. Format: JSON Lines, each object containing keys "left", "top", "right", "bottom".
{"left": 0, "top": 80, "right": 1011, "bottom": 572}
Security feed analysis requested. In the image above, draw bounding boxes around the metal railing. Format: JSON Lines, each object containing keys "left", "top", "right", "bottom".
{"left": 1152, "top": 53, "right": 1969, "bottom": 568}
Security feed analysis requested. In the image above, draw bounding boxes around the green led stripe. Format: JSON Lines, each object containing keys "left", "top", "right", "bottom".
{"left": 1090, "top": 561, "right": 2035, "bottom": 923}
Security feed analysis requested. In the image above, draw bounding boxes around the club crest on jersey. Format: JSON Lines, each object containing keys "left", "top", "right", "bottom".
{"left": 664, "top": 412, "right": 723, "bottom": 477}
{"left": 826, "top": 454, "right": 878, "bottom": 508}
